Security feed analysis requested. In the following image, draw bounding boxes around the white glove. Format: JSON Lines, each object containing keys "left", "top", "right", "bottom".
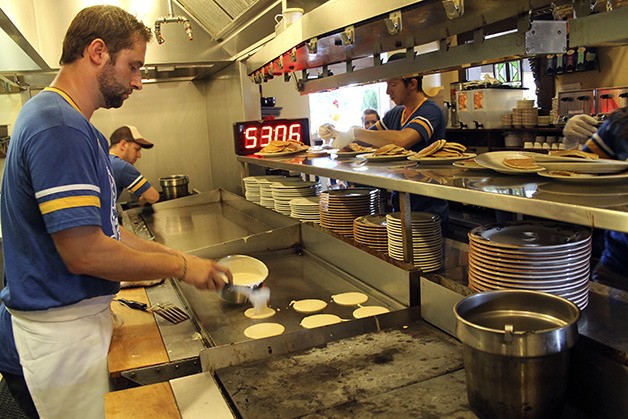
{"left": 563, "top": 114, "right": 598, "bottom": 144}
{"left": 330, "top": 127, "right": 356, "bottom": 149}
{"left": 317, "top": 124, "right": 335, "bottom": 141}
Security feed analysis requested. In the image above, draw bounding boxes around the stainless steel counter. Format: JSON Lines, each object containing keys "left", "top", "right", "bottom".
{"left": 237, "top": 154, "right": 628, "bottom": 233}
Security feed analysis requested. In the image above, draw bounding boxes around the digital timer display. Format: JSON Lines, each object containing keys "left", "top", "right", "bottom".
{"left": 233, "top": 118, "right": 310, "bottom": 155}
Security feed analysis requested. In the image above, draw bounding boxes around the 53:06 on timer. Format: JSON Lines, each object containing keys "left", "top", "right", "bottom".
{"left": 243, "top": 123, "right": 303, "bottom": 148}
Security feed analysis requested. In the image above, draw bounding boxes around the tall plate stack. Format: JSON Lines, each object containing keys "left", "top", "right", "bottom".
{"left": 468, "top": 221, "right": 592, "bottom": 309}
{"left": 353, "top": 214, "right": 388, "bottom": 253}
{"left": 319, "top": 188, "right": 381, "bottom": 238}
{"left": 289, "top": 196, "right": 320, "bottom": 223}
{"left": 243, "top": 175, "right": 287, "bottom": 204}
{"left": 386, "top": 212, "right": 443, "bottom": 272}
{"left": 271, "top": 180, "right": 319, "bottom": 215}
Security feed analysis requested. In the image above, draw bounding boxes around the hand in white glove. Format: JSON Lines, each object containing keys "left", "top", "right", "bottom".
{"left": 563, "top": 114, "right": 598, "bottom": 142}
{"left": 330, "top": 127, "right": 356, "bottom": 149}
{"left": 317, "top": 124, "right": 335, "bottom": 141}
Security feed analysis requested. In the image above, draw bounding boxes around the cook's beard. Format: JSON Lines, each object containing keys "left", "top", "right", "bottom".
{"left": 97, "top": 63, "right": 129, "bottom": 109}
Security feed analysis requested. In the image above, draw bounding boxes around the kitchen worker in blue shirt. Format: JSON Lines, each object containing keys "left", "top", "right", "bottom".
{"left": 0, "top": 6, "right": 232, "bottom": 419}
{"left": 321, "top": 53, "right": 448, "bottom": 226}
{"left": 563, "top": 109, "right": 628, "bottom": 291}
{"left": 109, "top": 125, "right": 160, "bottom": 205}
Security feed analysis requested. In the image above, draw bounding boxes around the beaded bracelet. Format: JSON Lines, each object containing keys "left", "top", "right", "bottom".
{"left": 180, "top": 255, "right": 188, "bottom": 281}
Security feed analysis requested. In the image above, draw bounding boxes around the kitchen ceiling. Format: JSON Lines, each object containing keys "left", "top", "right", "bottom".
{"left": 0, "top": 0, "right": 288, "bottom": 86}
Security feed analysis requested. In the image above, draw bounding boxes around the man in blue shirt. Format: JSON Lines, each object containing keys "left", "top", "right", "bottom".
{"left": 563, "top": 109, "right": 627, "bottom": 290}
{"left": 109, "top": 125, "right": 160, "bottom": 205}
{"left": 322, "top": 54, "right": 448, "bottom": 224}
{"left": 0, "top": 6, "right": 231, "bottom": 418}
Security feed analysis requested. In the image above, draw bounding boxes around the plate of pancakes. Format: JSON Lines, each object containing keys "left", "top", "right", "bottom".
{"left": 361, "top": 144, "right": 414, "bottom": 161}
{"left": 475, "top": 151, "right": 545, "bottom": 174}
{"left": 408, "top": 140, "right": 474, "bottom": 164}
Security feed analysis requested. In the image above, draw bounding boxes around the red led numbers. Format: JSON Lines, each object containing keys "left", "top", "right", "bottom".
{"left": 234, "top": 118, "right": 309, "bottom": 155}
{"left": 242, "top": 124, "right": 302, "bottom": 149}
{"left": 244, "top": 127, "right": 258, "bottom": 149}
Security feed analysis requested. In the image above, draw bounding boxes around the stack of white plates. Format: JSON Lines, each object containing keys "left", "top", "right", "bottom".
{"left": 289, "top": 196, "right": 320, "bottom": 223}
{"left": 242, "top": 175, "right": 286, "bottom": 204}
{"left": 468, "top": 221, "right": 592, "bottom": 310}
{"left": 319, "top": 188, "right": 381, "bottom": 238}
{"left": 386, "top": 212, "right": 443, "bottom": 272}
{"left": 271, "top": 180, "right": 319, "bottom": 215}
{"left": 353, "top": 215, "right": 388, "bottom": 253}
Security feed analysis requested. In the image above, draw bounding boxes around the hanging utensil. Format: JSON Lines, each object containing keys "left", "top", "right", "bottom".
{"left": 115, "top": 298, "right": 190, "bottom": 324}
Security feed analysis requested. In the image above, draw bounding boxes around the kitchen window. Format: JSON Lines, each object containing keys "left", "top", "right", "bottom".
{"left": 309, "top": 82, "right": 391, "bottom": 134}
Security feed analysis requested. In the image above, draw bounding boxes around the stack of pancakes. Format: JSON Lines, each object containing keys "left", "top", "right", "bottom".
{"left": 415, "top": 140, "right": 467, "bottom": 158}
{"left": 373, "top": 144, "right": 410, "bottom": 156}
{"left": 259, "top": 140, "right": 309, "bottom": 154}
{"left": 502, "top": 156, "right": 542, "bottom": 170}
{"left": 342, "top": 142, "right": 374, "bottom": 152}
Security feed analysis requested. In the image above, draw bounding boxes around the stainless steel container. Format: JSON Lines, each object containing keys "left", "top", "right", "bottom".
{"left": 159, "top": 175, "right": 189, "bottom": 200}
{"left": 454, "top": 290, "right": 580, "bottom": 419}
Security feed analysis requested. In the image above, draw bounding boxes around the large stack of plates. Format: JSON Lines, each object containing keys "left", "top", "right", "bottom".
{"left": 242, "top": 175, "right": 285, "bottom": 204}
{"left": 289, "top": 196, "right": 320, "bottom": 223}
{"left": 319, "top": 188, "right": 381, "bottom": 238}
{"left": 353, "top": 215, "right": 388, "bottom": 253}
{"left": 468, "top": 221, "right": 591, "bottom": 310}
{"left": 386, "top": 212, "right": 443, "bottom": 272}
{"left": 271, "top": 179, "right": 319, "bottom": 215}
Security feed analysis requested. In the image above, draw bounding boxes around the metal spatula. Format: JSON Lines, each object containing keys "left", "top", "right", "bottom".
{"left": 115, "top": 298, "right": 190, "bottom": 324}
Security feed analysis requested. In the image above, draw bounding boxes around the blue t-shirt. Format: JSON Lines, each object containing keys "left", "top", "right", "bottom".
{"left": 109, "top": 154, "right": 153, "bottom": 199}
{"left": 0, "top": 88, "right": 120, "bottom": 374}
{"left": 372, "top": 99, "right": 448, "bottom": 221}
{"left": 582, "top": 111, "right": 628, "bottom": 277}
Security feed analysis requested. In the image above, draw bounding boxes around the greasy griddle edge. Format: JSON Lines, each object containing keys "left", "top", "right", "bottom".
{"left": 206, "top": 308, "right": 465, "bottom": 417}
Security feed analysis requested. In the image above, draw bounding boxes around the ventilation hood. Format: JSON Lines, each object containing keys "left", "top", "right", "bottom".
{"left": 0, "top": 0, "right": 295, "bottom": 87}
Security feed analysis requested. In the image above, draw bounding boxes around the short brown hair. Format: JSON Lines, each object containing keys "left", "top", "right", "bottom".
{"left": 60, "top": 5, "right": 152, "bottom": 65}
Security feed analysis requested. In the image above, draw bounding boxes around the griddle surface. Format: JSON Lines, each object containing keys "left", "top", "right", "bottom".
{"left": 215, "top": 319, "right": 463, "bottom": 418}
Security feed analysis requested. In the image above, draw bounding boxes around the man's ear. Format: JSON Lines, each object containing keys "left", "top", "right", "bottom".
{"left": 85, "top": 38, "right": 110, "bottom": 66}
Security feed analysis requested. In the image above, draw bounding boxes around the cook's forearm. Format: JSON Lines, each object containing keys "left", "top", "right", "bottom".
{"left": 53, "top": 226, "right": 185, "bottom": 282}
{"left": 354, "top": 128, "right": 420, "bottom": 149}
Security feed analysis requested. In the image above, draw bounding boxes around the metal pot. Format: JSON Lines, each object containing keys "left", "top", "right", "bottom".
{"left": 159, "top": 175, "right": 189, "bottom": 200}
{"left": 454, "top": 290, "right": 580, "bottom": 419}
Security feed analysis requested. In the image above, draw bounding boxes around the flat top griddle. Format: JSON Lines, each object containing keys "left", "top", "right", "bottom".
{"left": 144, "top": 202, "right": 276, "bottom": 252}
{"left": 178, "top": 250, "right": 404, "bottom": 347}
{"left": 214, "top": 317, "right": 466, "bottom": 418}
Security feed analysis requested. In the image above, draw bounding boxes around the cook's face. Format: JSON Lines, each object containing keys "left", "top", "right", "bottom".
{"left": 363, "top": 114, "right": 378, "bottom": 129}
{"left": 97, "top": 39, "right": 146, "bottom": 109}
{"left": 386, "top": 78, "right": 409, "bottom": 106}
{"left": 122, "top": 141, "right": 142, "bottom": 164}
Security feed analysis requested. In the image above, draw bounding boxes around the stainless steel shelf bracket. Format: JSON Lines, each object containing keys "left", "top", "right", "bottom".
{"left": 384, "top": 10, "right": 403, "bottom": 35}
{"left": 341, "top": 25, "right": 355, "bottom": 45}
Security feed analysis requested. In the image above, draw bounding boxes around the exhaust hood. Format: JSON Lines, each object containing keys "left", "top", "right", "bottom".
{"left": 0, "top": 0, "right": 288, "bottom": 87}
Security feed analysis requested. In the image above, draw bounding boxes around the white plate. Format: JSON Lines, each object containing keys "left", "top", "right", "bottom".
{"left": 334, "top": 149, "right": 375, "bottom": 157}
{"left": 360, "top": 152, "right": 414, "bottom": 161}
{"left": 537, "top": 170, "right": 628, "bottom": 183}
{"left": 520, "top": 151, "right": 606, "bottom": 163}
{"left": 534, "top": 161, "right": 628, "bottom": 174}
{"left": 256, "top": 149, "right": 307, "bottom": 157}
{"left": 452, "top": 159, "right": 491, "bottom": 170}
{"left": 408, "top": 152, "right": 477, "bottom": 164}
{"left": 475, "top": 151, "right": 544, "bottom": 174}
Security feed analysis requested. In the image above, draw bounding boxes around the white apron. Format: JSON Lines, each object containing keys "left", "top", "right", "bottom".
{"left": 9, "top": 295, "right": 114, "bottom": 419}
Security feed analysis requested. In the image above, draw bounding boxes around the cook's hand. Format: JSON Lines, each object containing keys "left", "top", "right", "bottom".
{"left": 318, "top": 124, "right": 335, "bottom": 140}
{"left": 330, "top": 127, "right": 356, "bottom": 149}
{"left": 563, "top": 114, "right": 598, "bottom": 143}
{"left": 181, "top": 255, "right": 233, "bottom": 291}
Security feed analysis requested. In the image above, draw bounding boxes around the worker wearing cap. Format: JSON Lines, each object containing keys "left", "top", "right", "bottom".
{"left": 109, "top": 125, "right": 160, "bottom": 205}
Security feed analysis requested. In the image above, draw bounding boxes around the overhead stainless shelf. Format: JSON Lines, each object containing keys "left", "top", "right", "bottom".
{"left": 244, "top": 0, "right": 628, "bottom": 93}
{"left": 237, "top": 154, "right": 628, "bottom": 234}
